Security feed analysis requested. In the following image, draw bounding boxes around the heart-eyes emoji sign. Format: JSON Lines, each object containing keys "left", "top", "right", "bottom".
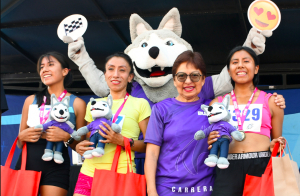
{"left": 248, "top": 0, "right": 281, "bottom": 31}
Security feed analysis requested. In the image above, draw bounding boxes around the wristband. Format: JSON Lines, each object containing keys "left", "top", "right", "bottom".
{"left": 64, "top": 135, "right": 74, "bottom": 147}
{"left": 128, "top": 138, "right": 134, "bottom": 147}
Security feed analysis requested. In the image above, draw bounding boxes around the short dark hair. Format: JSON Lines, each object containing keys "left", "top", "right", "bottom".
{"left": 172, "top": 50, "right": 206, "bottom": 79}
{"left": 104, "top": 52, "right": 134, "bottom": 94}
{"left": 36, "top": 51, "right": 73, "bottom": 107}
{"left": 226, "top": 46, "right": 259, "bottom": 87}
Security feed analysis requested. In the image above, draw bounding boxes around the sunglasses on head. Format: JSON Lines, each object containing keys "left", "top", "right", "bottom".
{"left": 175, "top": 71, "right": 202, "bottom": 82}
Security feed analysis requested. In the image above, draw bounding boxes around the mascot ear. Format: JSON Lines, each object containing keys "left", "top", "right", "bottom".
{"left": 201, "top": 104, "right": 209, "bottom": 115}
{"left": 222, "top": 94, "right": 230, "bottom": 110}
{"left": 107, "top": 94, "right": 113, "bottom": 109}
{"left": 62, "top": 96, "right": 70, "bottom": 107}
{"left": 129, "top": 13, "right": 153, "bottom": 42}
{"left": 51, "top": 94, "right": 58, "bottom": 107}
{"left": 157, "top": 7, "right": 182, "bottom": 37}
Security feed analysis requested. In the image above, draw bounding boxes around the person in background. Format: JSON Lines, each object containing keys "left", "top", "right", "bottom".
{"left": 16, "top": 52, "right": 86, "bottom": 196}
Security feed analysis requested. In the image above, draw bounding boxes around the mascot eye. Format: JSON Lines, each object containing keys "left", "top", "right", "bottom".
{"left": 65, "top": 109, "right": 67, "bottom": 112}
{"left": 141, "top": 42, "right": 148, "bottom": 48}
{"left": 219, "top": 106, "right": 224, "bottom": 110}
{"left": 166, "top": 41, "right": 174, "bottom": 46}
{"left": 103, "top": 104, "right": 107, "bottom": 107}
{"left": 54, "top": 108, "right": 57, "bottom": 110}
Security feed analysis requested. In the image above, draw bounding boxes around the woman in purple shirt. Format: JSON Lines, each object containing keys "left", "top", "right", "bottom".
{"left": 145, "top": 51, "right": 214, "bottom": 196}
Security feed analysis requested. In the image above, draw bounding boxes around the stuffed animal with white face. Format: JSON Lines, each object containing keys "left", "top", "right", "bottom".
{"left": 74, "top": 95, "right": 121, "bottom": 159}
{"left": 194, "top": 94, "right": 245, "bottom": 169}
{"left": 35, "top": 94, "right": 80, "bottom": 164}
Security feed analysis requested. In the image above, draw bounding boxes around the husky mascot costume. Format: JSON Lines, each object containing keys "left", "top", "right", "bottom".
{"left": 63, "top": 8, "right": 273, "bottom": 174}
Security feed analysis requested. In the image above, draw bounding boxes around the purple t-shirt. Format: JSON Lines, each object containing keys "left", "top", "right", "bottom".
{"left": 145, "top": 97, "right": 215, "bottom": 196}
{"left": 132, "top": 77, "right": 214, "bottom": 159}
{"left": 202, "top": 121, "right": 237, "bottom": 142}
{"left": 87, "top": 118, "right": 112, "bottom": 137}
{"left": 42, "top": 120, "right": 74, "bottom": 134}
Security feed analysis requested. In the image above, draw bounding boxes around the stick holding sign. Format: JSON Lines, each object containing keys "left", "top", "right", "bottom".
{"left": 57, "top": 14, "right": 87, "bottom": 42}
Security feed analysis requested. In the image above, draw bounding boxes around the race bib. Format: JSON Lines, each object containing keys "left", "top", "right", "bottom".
{"left": 111, "top": 114, "right": 125, "bottom": 132}
{"left": 228, "top": 104, "right": 263, "bottom": 132}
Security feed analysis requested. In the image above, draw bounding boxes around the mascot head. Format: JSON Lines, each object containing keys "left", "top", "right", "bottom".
{"left": 125, "top": 8, "right": 192, "bottom": 88}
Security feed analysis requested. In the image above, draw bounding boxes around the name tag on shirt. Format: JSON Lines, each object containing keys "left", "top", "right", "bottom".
{"left": 228, "top": 104, "right": 263, "bottom": 132}
{"left": 111, "top": 114, "right": 125, "bottom": 132}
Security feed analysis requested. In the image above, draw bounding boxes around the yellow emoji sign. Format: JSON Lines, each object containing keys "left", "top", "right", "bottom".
{"left": 248, "top": 0, "right": 281, "bottom": 31}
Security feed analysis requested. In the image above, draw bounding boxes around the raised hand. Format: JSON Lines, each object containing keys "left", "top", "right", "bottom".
{"left": 243, "top": 27, "right": 272, "bottom": 55}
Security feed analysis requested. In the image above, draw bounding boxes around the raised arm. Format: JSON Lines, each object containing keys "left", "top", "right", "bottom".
{"left": 63, "top": 36, "right": 110, "bottom": 97}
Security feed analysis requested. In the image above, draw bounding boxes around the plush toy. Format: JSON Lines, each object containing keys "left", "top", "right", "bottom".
{"left": 74, "top": 95, "right": 121, "bottom": 159}
{"left": 194, "top": 94, "right": 245, "bottom": 169}
{"left": 35, "top": 94, "right": 80, "bottom": 164}
{"left": 63, "top": 8, "right": 269, "bottom": 105}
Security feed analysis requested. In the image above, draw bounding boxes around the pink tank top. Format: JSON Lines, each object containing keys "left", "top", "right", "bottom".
{"left": 218, "top": 91, "right": 272, "bottom": 138}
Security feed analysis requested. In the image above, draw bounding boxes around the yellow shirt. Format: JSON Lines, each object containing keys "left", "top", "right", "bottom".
{"left": 81, "top": 95, "right": 151, "bottom": 177}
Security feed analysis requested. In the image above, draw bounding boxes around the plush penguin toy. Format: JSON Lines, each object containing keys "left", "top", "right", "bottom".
{"left": 74, "top": 95, "right": 121, "bottom": 159}
{"left": 194, "top": 94, "right": 245, "bottom": 169}
{"left": 35, "top": 94, "right": 80, "bottom": 164}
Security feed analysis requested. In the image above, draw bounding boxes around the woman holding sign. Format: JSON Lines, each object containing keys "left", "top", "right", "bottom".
{"left": 73, "top": 52, "right": 151, "bottom": 196}
{"left": 16, "top": 52, "right": 87, "bottom": 196}
{"left": 209, "top": 46, "right": 285, "bottom": 196}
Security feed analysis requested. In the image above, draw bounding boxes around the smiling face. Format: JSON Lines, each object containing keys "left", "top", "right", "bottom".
{"left": 39, "top": 56, "right": 68, "bottom": 86}
{"left": 248, "top": 0, "right": 281, "bottom": 31}
{"left": 105, "top": 57, "right": 134, "bottom": 93}
{"left": 228, "top": 50, "right": 259, "bottom": 85}
{"left": 173, "top": 62, "right": 205, "bottom": 102}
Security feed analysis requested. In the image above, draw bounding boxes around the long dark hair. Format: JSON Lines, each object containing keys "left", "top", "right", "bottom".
{"left": 104, "top": 52, "right": 134, "bottom": 94}
{"left": 226, "top": 46, "right": 259, "bottom": 88}
{"left": 35, "top": 52, "right": 73, "bottom": 107}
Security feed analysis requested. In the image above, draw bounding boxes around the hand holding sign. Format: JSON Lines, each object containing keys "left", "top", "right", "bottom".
{"left": 248, "top": 0, "right": 281, "bottom": 32}
{"left": 57, "top": 14, "right": 88, "bottom": 42}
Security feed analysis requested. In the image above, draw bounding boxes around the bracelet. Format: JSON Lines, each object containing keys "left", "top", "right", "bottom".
{"left": 64, "top": 135, "right": 74, "bottom": 147}
{"left": 129, "top": 138, "right": 134, "bottom": 147}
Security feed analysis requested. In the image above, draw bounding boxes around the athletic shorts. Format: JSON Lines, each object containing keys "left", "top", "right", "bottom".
{"left": 74, "top": 172, "right": 93, "bottom": 196}
{"left": 211, "top": 151, "right": 271, "bottom": 196}
{"left": 15, "top": 139, "right": 70, "bottom": 190}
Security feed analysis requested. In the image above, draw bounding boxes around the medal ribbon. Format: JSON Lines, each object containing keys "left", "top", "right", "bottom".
{"left": 112, "top": 92, "right": 129, "bottom": 123}
{"left": 39, "top": 89, "right": 68, "bottom": 124}
{"left": 231, "top": 87, "right": 258, "bottom": 130}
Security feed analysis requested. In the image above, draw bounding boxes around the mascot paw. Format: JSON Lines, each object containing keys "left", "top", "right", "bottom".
{"left": 71, "top": 132, "right": 81, "bottom": 141}
{"left": 35, "top": 124, "right": 43, "bottom": 129}
{"left": 217, "top": 157, "right": 230, "bottom": 169}
{"left": 83, "top": 150, "right": 94, "bottom": 159}
{"left": 231, "top": 131, "right": 245, "bottom": 141}
{"left": 204, "top": 155, "right": 218, "bottom": 167}
{"left": 54, "top": 151, "right": 64, "bottom": 164}
{"left": 111, "top": 123, "right": 121, "bottom": 133}
{"left": 63, "top": 36, "right": 74, "bottom": 44}
{"left": 194, "top": 131, "right": 205, "bottom": 140}
{"left": 42, "top": 149, "right": 53, "bottom": 161}
{"left": 92, "top": 147, "right": 104, "bottom": 157}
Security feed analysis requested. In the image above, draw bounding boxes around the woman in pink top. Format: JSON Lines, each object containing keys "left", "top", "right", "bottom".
{"left": 208, "top": 46, "right": 285, "bottom": 196}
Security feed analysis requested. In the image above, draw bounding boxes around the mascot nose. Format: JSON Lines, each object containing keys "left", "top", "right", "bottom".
{"left": 208, "top": 106, "right": 213, "bottom": 112}
{"left": 59, "top": 110, "right": 64, "bottom": 115}
{"left": 149, "top": 46, "right": 159, "bottom": 59}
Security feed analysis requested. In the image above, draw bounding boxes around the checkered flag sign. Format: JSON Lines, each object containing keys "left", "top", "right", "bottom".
{"left": 64, "top": 18, "right": 83, "bottom": 36}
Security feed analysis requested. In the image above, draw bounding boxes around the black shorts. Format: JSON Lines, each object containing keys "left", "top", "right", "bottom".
{"left": 15, "top": 139, "right": 70, "bottom": 191}
{"left": 211, "top": 151, "right": 271, "bottom": 196}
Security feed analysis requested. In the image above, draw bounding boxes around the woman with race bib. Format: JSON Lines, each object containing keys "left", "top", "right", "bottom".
{"left": 16, "top": 52, "right": 87, "bottom": 196}
{"left": 73, "top": 52, "right": 151, "bottom": 196}
{"left": 209, "top": 46, "right": 285, "bottom": 196}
